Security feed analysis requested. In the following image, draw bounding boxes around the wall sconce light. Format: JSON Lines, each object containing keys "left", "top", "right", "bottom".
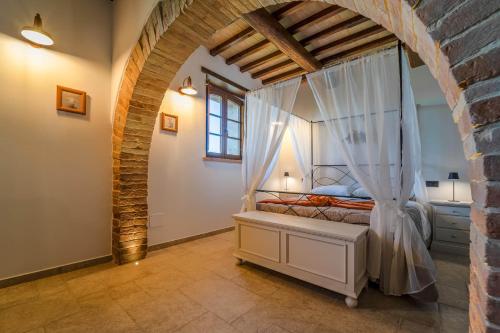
{"left": 21, "top": 13, "right": 54, "bottom": 47}
{"left": 284, "top": 171, "right": 290, "bottom": 191}
{"left": 178, "top": 76, "right": 197, "bottom": 95}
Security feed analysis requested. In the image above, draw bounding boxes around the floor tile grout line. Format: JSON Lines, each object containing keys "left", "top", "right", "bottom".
{"left": 103, "top": 292, "right": 146, "bottom": 333}
{"left": 1, "top": 233, "right": 468, "bottom": 333}
{"left": 30, "top": 292, "right": 83, "bottom": 331}
{"left": 168, "top": 308, "right": 209, "bottom": 333}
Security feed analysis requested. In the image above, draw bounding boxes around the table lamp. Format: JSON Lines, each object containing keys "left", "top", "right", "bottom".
{"left": 284, "top": 172, "right": 290, "bottom": 191}
{"left": 448, "top": 172, "right": 459, "bottom": 202}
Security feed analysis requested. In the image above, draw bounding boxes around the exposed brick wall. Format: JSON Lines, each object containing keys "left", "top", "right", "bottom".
{"left": 112, "top": 0, "right": 244, "bottom": 263}
{"left": 112, "top": 1, "right": 499, "bottom": 331}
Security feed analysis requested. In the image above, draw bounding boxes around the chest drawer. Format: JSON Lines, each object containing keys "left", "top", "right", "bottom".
{"left": 435, "top": 214, "right": 470, "bottom": 231}
{"left": 435, "top": 227, "right": 469, "bottom": 245}
{"left": 434, "top": 205, "right": 470, "bottom": 217}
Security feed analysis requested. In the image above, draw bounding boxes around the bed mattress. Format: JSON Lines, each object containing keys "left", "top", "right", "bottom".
{"left": 256, "top": 200, "right": 431, "bottom": 247}
{"left": 256, "top": 202, "right": 370, "bottom": 224}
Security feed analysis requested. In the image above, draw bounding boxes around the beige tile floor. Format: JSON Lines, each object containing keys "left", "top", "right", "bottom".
{"left": 0, "top": 231, "right": 469, "bottom": 333}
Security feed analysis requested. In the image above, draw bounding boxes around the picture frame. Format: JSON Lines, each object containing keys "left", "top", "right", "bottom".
{"left": 56, "top": 85, "right": 86, "bottom": 114}
{"left": 161, "top": 113, "right": 178, "bottom": 133}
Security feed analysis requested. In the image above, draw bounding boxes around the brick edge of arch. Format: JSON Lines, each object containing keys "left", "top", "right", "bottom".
{"left": 112, "top": 1, "right": 500, "bottom": 331}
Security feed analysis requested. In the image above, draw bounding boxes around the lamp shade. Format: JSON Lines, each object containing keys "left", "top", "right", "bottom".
{"left": 284, "top": 172, "right": 290, "bottom": 177}
{"left": 178, "top": 76, "right": 197, "bottom": 95}
{"left": 448, "top": 172, "right": 459, "bottom": 180}
{"left": 21, "top": 13, "right": 54, "bottom": 47}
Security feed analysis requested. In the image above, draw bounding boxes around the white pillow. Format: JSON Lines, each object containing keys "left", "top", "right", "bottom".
{"left": 311, "top": 185, "right": 353, "bottom": 197}
{"left": 352, "top": 187, "right": 371, "bottom": 198}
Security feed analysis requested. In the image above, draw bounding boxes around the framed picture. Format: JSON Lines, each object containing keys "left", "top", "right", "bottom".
{"left": 161, "top": 113, "right": 178, "bottom": 133}
{"left": 56, "top": 85, "right": 86, "bottom": 114}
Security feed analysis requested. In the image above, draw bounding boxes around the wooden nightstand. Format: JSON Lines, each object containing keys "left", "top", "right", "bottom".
{"left": 430, "top": 200, "right": 472, "bottom": 256}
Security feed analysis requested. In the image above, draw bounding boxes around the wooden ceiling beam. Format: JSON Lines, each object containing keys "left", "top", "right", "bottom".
{"left": 300, "top": 15, "right": 369, "bottom": 46}
{"left": 239, "top": 50, "right": 283, "bottom": 72}
{"left": 263, "top": 34, "right": 399, "bottom": 85}
{"left": 209, "top": 28, "right": 256, "bottom": 56}
{"left": 242, "top": 8, "right": 322, "bottom": 72}
{"left": 226, "top": 39, "right": 270, "bottom": 65}
{"left": 252, "top": 59, "right": 296, "bottom": 79}
{"left": 271, "top": 1, "right": 307, "bottom": 19}
{"left": 262, "top": 67, "right": 306, "bottom": 85}
{"left": 253, "top": 26, "right": 385, "bottom": 78}
{"left": 311, "top": 25, "right": 386, "bottom": 56}
{"left": 230, "top": 5, "right": 343, "bottom": 66}
{"left": 320, "top": 34, "right": 398, "bottom": 66}
{"left": 286, "top": 6, "right": 345, "bottom": 34}
{"left": 209, "top": 2, "right": 303, "bottom": 57}
{"left": 239, "top": 15, "right": 369, "bottom": 74}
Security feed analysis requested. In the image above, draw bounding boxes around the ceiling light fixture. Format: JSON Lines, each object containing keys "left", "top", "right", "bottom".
{"left": 21, "top": 13, "right": 54, "bottom": 47}
{"left": 178, "top": 76, "right": 197, "bottom": 95}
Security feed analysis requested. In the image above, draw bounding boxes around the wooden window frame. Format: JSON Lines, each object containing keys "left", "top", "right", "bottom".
{"left": 206, "top": 83, "right": 244, "bottom": 160}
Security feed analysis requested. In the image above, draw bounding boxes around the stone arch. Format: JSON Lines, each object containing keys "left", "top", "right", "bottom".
{"left": 112, "top": 1, "right": 499, "bottom": 331}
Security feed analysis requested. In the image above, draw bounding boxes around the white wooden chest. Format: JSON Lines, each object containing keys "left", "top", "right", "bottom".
{"left": 233, "top": 211, "right": 369, "bottom": 307}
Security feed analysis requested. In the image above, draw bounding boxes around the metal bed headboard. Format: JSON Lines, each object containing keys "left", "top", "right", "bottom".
{"left": 311, "top": 164, "right": 360, "bottom": 190}
{"left": 255, "top": 165, "right": 371, "bottom": 221}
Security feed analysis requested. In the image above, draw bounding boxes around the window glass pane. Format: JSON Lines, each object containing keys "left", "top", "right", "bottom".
{"left": 227, "top": 138, "right": 240, "bottom": 156}
{"left": 209, "top": 115, "right": 221, "bottom": 134}
{"left": 227, "top": 100, "right": 240, "bottom": 121}
{"left": 209, "top": 94, "right": 222, "bottom": 116}
{"left": 227, "top": 120, "right": 240, "bottom": 138}
{"left": 208, "top": 134, "right": 221, "bottom": 154}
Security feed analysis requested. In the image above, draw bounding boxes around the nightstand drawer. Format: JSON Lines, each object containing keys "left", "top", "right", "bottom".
{"left": 435, "top": 227, "right": 470, "bottom": 244}
{"left": 435, "top": 215, "right": 470, "bottom": 231}
{"left": 434, "top": 205, "right": 470, "bottom": 217}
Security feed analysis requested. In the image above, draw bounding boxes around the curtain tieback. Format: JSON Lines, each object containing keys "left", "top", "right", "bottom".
{"left": 376, "top": 201, "right": 407, "bottom": 218}
{"left": 396, "top": 207, "right": 407, "bottom": 219}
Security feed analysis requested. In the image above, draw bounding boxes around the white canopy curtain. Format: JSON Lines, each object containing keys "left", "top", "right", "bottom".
{"left": 242, "top": 77, "right": 301, "bottom": 211}
{"left": 403, "top": 56, "right": 431, "bottom": 242}
{"left": 306, "top": 47, "right": 436, "bottom": 296}
{"left": 289, "top": 115, "right": 312, "bottom": 192}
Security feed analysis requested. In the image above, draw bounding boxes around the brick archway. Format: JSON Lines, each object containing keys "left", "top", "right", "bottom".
{"left": 113, "top": 1, "right": 499, "bottom": 331}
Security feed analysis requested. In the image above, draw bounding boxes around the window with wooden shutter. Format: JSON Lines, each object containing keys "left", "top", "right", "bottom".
{"left": 206, "top": 84, "right": 243, "bottom": 160}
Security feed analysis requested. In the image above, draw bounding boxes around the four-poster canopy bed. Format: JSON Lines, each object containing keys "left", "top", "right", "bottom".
{"left": 254, "top": 165, "right": 431, "bottom": 247}
{"left": 234, "top": 44, "right": 437, "bottom": 307}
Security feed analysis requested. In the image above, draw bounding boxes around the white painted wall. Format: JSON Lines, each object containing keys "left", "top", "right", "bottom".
{"left": 262, "top": 129, "right": 304, "bottom": 192}
{"left": 111, "top": 0, "right": 159, "bottom": 116}
{"left": 418, "top": 104, "right": 471, "bottom": 201}
{"left": 411, "top": 66, "right": 472, "bottom": 202}
{"left": 147, "top": 46, "right": 261, "bottom": 246}
{"left": 410, "top": 65, "right": 450, "bottom": 107}
{"left": 0, "top": 0, "right": 112, "bottom": 279}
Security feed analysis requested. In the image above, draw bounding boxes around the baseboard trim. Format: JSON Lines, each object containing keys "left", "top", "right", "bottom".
{"left": 0, "top": 255, "right": 113, "bottom": 289}
{"left": 0, "top": 227, "right": 235, "bottom": 289}
{"left": 148, "top": 226, "right": 235, "bottom": 252}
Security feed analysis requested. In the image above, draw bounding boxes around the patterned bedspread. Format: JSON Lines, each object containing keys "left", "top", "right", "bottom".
{"left": 256, "top": 202, "right": 370, "bottom": 224}
{"left": 256, "top": 200, "right": 431, "bottom": 247}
